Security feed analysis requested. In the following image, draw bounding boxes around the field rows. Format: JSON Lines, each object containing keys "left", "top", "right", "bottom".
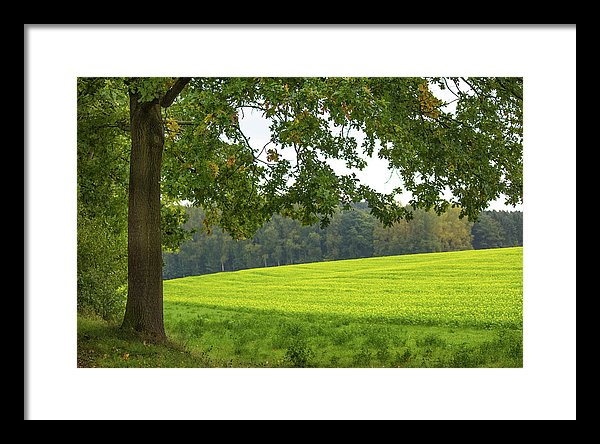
{"left": 164, "top": 247, "right": 523, "bottom": 329}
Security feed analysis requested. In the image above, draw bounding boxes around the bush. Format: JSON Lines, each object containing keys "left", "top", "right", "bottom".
{"left": 77, "top": 210, "right": 127, "bottom": 320}
{"left": 352, "top": 347, "right": 372, "bottom": 367}
{"left": 284, "top": 337, "right": 314, "bottom": 368}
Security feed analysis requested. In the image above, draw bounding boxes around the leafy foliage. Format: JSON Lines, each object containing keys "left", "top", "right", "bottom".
{"left": 161, "top": 77, "right": 522, "bottom": 236}
{"left": 127, "top": 77, "right": 173, "bottom": 103}
{"left": 77, "top": 203, "right": 127, "bottom": 320}
{"left": 77, "top": 78, "right": 129, "bottom": 319}
{"left": 77, "top": 78, "right": 192, "bottom": 318}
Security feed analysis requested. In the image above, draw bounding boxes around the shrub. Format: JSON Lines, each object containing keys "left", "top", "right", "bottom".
{"left": 352, "top": 347, "right": 372, "bottom": 367}
{"left": 284, "top": 337, "right": 314, "bottom": 368}
{"left": 77, "top": 211, "right": 127, "bottom": 320}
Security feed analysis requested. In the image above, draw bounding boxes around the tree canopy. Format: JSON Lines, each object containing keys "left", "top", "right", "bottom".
{"left": 159, "top": 77, "right": 522, "bottom": 233}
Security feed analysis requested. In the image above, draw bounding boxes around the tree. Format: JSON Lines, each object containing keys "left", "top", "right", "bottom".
{"left": 494, "top": 210, "right": 523, "bottom": 247}
{"left": 472, "top": 212, "right": 505, "bottom": 249}
{"left": 302, "top": 231, "right": 323, "bottom": 263}
{"left": 433, "top": 207, "right": 473, "bottom": 252}
{"left": 78, "top": 77, "right": 523, "bottom": 341}
{"left": 323, "top": 215, "right": 342, "bottom": 260}
{"left": 470, "top": 210, "right": 523, "bottom": 249}
{"left": 373, "top": 216, "right": 411, "bottom": 256}
{"left": 120, "top": 78, "right": 193, "bottom": 340}
{"left": 317, "top": 204, "right": 373, "bottom": 261}
{"left": 407, "top": 210, "right": 442, "bottom": 253}
{"left": 255, "top": 221, "right": 279, "bottom": 267}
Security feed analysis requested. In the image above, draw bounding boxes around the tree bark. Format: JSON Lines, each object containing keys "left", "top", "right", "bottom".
{"left": 121, "top": 93, "right": 166, "bottom": 342}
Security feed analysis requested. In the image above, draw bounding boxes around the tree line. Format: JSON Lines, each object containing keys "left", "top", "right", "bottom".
{"left": 163, "top": 205, "right": 523, "bottom": 279}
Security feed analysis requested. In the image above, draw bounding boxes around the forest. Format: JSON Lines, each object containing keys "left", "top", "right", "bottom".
{"left": 163, "top": 204, "right": 523, "bottom": 279}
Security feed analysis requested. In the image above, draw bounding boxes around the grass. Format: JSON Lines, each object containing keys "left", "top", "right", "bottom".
{"left": 77, "top": 315, "right": 211, "bottom": 368}
{"left": 78, "top": 247, "right": 523, "bottom": 368}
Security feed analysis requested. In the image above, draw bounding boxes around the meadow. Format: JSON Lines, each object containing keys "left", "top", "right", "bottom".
{"left": 161, "top": 247, "right": 523, "bottom": 367}
{"left": 78, "top": 247, "right": 522, "bottom": 367}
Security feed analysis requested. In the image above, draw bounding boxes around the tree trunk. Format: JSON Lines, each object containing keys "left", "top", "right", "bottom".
{"left": 121, "top": 93, "right": 166, "bottom": 342}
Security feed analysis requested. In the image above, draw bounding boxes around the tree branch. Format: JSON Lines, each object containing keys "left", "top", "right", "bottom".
{"left": 460, "top": 77, "right": 481, "bottom": 97}
{"left": 452, "top": 78, "right": 465, "bottom": 96}
{"left": 160, "top": 77, "right": 192, "bottom": 108}
{"left": 234, "top": 121, "right": 253, "bottom": 151}
{"left": 442, "top": 78, "right": 460, "bottom": 99}
{"left": 496, "top": 78, "right": 523, "bottom": 101}
{"left": 257, "top": 139, "right": 273, "bottom": 159}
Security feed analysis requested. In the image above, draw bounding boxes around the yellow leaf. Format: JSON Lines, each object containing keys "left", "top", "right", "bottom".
{"left": 267, "top": 149, "right": 280, "bottom": 162}
{"left": 208, "top": 162, "right": 219, "bottom": 178}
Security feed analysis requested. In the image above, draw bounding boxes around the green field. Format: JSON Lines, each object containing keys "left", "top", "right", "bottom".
{"left": 159, "top": 247, "right": 523, "bottom": 367}
{"left": 77, "top": 247, "right": 522, "bottom": 367}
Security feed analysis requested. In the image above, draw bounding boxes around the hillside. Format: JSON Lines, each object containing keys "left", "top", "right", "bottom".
{"left": 164, "top": 247, "right": 523, "bottom": 329}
